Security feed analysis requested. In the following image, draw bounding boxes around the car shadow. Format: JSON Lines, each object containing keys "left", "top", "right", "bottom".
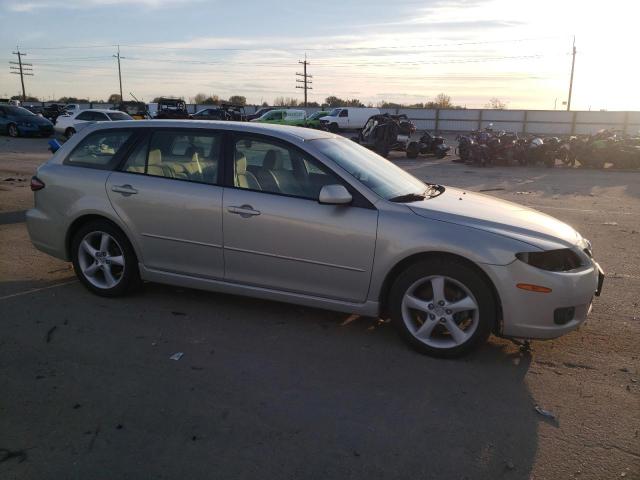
{"left": 0, "top": 280, "right": 540, "bottom": 479}
{"left": 134, "top": 283, "right": 541, "bottom": 479}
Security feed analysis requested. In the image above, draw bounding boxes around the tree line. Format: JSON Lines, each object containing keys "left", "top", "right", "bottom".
{"left": 9, "top": 92, "right": 508, "bottom": 109}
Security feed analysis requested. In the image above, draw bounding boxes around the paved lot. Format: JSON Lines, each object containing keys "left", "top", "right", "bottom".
{"left": 0, "top": 136, "right": 638, "bottom": 480}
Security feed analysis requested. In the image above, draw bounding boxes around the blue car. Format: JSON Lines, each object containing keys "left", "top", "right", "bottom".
{"left": 0, "top": 105, "right": 54, "bottom": 137}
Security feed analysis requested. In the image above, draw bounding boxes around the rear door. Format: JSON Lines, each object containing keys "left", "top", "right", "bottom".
{"left": 106, "top": 128, "right": 225, "bottom": 279}
{"left": 222, "top": 133, "right": 378, "bottom": 302}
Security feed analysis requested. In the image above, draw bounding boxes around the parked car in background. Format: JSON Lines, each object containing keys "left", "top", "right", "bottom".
{"left": 65, "top": 104, "right": 81, "bottom": 115}
{"left": 191, "top": 107, "right": 228, "bottom": 121}
{"left": 320, "top": 107, "right": 381, "bottom": 132}
{"left": 54, "top": 109, "right": 132, "bottom": 138}
{"left": 0, "top": 105, "right": 54, "bottom": 137}
{"left": 246, "top": 106, "right": 277, "bottom": 121}
{"left": 27, "top": 121, "right": 604, "bottom": 358}
{"left": 155, "top": 98, "right": 190, "bottom": 119}
{"left": 43, "top": 104, "right": 69, "bottom": 124}
{"left": 250, "top": 109, "right": 307, "bottom": 126}
{"left": 305, "top": 110, "right": 330, "bottom": 129}
{"left": 24, "top": 105, "right": 45, "bottom": 116}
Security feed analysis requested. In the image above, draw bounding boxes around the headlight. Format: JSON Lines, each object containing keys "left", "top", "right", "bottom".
{"left": 516, "top": 249, "right": 584, "bottom": 272}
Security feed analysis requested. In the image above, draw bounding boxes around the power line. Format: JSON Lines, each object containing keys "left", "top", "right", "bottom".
{"left": 19, "top": 35, "right": 565, "bottom": 52}
{"left": 295, "top": 55, "right": 313, "bottom": 106}
{"left": 9, "top": 48, "right": 34, "bottom": 101}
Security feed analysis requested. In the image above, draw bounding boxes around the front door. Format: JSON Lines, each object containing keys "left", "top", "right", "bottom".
{"left": 222, "top": 134, "right": 378, "bottom": 302}
{"left": 106, "top": 129, "right": 225, "bottom": 279}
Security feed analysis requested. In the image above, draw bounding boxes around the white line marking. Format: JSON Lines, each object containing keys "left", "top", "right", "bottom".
{"left": 0, "top": 280, "right": 78, "bottom": 301}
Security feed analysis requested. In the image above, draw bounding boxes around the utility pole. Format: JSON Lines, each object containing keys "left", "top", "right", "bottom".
{"left": 113, "top": 45, "right": 125, "bottom": 102}
{"left": 296, "top": 54, "right": 313, "bottom": 107}
{"left": 567, "top": 36, "right": 576, "bottom": 111}
{"left": 9, "top": 48, "right": 33, "bottom": 101}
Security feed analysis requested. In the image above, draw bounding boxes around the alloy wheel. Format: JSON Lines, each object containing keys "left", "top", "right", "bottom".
{"left": 401, "top": 275, "right": 479, "bottom": 348}
{"left": 77, "top": 231, "right": 125, "bottom": 289}
{"left": 8, "top": 124, "right": 18, "bottom": 137}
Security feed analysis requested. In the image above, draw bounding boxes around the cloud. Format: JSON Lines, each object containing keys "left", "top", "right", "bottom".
{"left": 4, "top": 0, "right": 200, "bottom": 13}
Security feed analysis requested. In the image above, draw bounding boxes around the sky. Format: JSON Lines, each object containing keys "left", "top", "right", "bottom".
{"left": 0, "top": 0, "right": 638, "bottom": 110}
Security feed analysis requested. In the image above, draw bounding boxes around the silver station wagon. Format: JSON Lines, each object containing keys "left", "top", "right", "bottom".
{"left": 27, "top": 121, "right": 604, "bottom": 357}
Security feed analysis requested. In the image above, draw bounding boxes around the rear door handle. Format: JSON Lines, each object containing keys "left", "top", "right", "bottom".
{"left": 111, "top": 184, "right": 138, "bottom": 195}
{"left": 227, "top": 205, "right": 261, "bottom": 217}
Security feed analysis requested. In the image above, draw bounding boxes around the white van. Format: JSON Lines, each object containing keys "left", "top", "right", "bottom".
{"left": 250, "top": 109, "right": 307, "bottom": 126}
{"left": 319, "top": 107, "right": 381, "bottom": 132}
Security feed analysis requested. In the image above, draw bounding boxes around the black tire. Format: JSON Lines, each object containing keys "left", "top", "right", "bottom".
{"left": 71, "top": 219, "right": 141, "bottom": 297}
{"left": 65, "top": 127, "right": 76, "bottom": 139}
{"left": 406, "top": 142, "right": 420, "bottom": 159}
{"left": 328, "top": 123, "right": 339, "bottom": 133}
{"left": 389, "top": 258, "right": 496, "bottom": 358}
{"left": 7, "top": 123, "right": 19, "bottom": 138}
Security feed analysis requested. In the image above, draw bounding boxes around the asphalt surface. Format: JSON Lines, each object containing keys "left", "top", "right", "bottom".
{"left": 0, "top": 135, "right": 638, "bottom": 480}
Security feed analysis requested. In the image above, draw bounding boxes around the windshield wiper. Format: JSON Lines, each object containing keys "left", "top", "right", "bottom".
{"left": 389, "top": 192, "right": 426, "bottom": 203}
{"left": 389, "top": 184, "right": 445, "bottom": 203}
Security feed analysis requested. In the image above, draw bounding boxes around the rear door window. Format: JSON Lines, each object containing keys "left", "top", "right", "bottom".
{"left": 121, "top": 130, "right": 221, "bottom": 185}
{"left": 65, "top": 130, "right": 133, "bottom": 169}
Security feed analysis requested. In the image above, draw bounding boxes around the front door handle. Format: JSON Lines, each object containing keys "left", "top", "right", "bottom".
{"left": 227, "top": 205, "right": 261, "bottom": 218}
{"left": 111, "top": 184, "right": 138, "bottom": 196}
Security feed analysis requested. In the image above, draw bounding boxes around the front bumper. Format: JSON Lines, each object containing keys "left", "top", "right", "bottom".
{"left": 483, "top": 258, "right": 603, "bottom": 339}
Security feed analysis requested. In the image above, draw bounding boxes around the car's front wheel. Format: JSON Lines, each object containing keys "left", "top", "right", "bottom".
{"left": 7, "top": 123, "right": 19, "bottom": 137}
{"left": 71, "top": 220, "right": 140, "bottom": 297}
{"left": 389, "top": 258, "right": 495, "bottom": 357}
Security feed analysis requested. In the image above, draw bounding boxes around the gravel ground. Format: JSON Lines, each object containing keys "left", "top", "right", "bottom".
{"left": 0, "top": 135, "right": 638, "bottom": 480}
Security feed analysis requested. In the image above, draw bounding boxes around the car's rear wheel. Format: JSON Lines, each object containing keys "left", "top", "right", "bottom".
{"left": 71, "top": 220, "right": 140, "bottom": 297}
{"left": 389, "top": 258, "right": 495, "bottom": 357}
{"left": 65, "top": 127, "right": 76, "bottom": 139}
{"left": 7, "top": 123, "right": 19, "bottom": 137}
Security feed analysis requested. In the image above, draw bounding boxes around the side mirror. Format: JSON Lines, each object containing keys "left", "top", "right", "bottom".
{"left": 319, "top": 184, "right": 352, "bottom": 205}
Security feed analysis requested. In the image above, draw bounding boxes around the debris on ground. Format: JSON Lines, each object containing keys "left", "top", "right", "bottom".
{"left": 45, "top": 325, "right": 57, "bottom": 343}
{"left": 169, "top": 352, "right": 184, "bottom": 361}
{"left": 505, "top": 460, "right": 515, "bottom": 470}
{"left": 171, "top": 311, "right": 187, "bottom": 316}
{"left": 479, "top": 188, "right": 505, "bottom": 192}
{"left": 534, "top": 406, "right": 556, "bottom": 420}
{"left": 602, "top": 221, "right": 619, "bottom": 226}
{"left": 515, "top": 191, "right": 532, "bottom": 195}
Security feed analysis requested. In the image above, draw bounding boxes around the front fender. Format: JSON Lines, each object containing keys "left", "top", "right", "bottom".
{"left": 368, "top": 208, "right": 534, "bottom": 301}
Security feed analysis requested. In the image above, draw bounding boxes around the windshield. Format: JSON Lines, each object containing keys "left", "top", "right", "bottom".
{"left": 327, "top": 108, "right": 341, "bottom": 117}
{"left": 107, "top": 112, "right": 133, "bottom": 121}
{"left": 313, "top": 137, "right": 430, "bottom": 200}
{"left": 5, "top": 106, "right": 34, "bottom": 117}
{"left": 308, "top": 111, "right": 326, "bottom": 120}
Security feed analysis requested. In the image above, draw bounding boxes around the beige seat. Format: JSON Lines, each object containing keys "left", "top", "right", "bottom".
{"left": 147, "top": 149, "right": 174, "bottom": 178}
{"left": 235, "top": 152, "right": 261, "bottom": 190}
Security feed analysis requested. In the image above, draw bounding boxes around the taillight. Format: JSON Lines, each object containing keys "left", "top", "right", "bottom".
{"left": 30, "top": 176, "right": 45, "bottom": 191}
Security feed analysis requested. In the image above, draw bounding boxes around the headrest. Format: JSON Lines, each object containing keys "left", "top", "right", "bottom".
{"left": 235, "top": 151, "right": 247, "bottom": 174}
{"left": 263, "top": 149, "right": 279, "bottom": 170}
{"left": 149, "top": 149, "right": 162, "bottom": 165}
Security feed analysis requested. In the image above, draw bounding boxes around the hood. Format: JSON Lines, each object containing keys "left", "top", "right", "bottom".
{"left": 14, "top": 115, "right": 53, "bottom": 126}
{"left": 408, "top": 187, "right": 581, "bottom": 250}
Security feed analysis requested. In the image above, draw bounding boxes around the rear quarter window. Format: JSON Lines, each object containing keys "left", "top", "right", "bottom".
{"left": 64, "top": 130, "right": 133, "bottom": 169}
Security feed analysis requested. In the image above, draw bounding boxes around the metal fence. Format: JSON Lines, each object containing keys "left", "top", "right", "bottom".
{"left": 23, "top": 101, "right": 640, "bottom": 136}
